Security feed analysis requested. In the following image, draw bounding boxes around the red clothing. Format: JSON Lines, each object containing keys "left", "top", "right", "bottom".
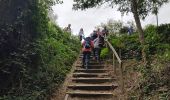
{"left": 82, "top": 41, "right": 94, "bottom": 52}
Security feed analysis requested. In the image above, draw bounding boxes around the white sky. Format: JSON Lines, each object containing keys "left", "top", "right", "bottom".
{"left": 52, "top": 0, "right": 170, "bottom": 36}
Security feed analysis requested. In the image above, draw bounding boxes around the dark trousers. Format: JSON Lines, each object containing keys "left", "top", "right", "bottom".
{"left": 94, "top": 48, "right": 101, "bottom": 61}
{"left": 92, "top": 48, "right": 95, "bottom": 57}
{"left": 82, "top": 51, "right": 91, "bottom": 66}
{"left": 79, "top": 36, "right": 82, "bottom": 41}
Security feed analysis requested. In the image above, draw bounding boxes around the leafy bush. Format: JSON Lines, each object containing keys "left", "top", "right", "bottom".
{"left": 0, "top": 0, "right": 80, "bottom": 99}
{"left": 100, "top": 48, "right": 109, "bottom": 59}
{"left": 108, "top": 24, "right": 170, "bottom": 99}
{"left": 109, "top": 34, "right": 141, "bottom": 60}
{"left": 157, "top": 24, "right": 170, "bottom": 43}
{"left": 125, "top": 24, "right": 170, "bottom": 99}
{"left": 144, "top": 24, "right": 170, "bottom": 61}
{"left": 119, "top": 26, "right": 129, "bottom": 34}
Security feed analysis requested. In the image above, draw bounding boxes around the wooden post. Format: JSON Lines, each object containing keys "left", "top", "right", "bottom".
{"left": 113, "top": 54, "right": 116, "bottom": 74}
{"left": 119, "top": 48, "right": 121, "bottom": 59}
{"left": 105, "top": 39, "right": 108, "bottom": 48}
{"left": 119, "top": 62, "right": 125, "bottom": 94}
{"left": 64, "top": 94, "right": 69, "bottom": 100}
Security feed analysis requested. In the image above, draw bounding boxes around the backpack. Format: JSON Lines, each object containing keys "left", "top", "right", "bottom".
{"left": 84, "top": 38, "right": 91, "bottom": 49}
{"left": 92, "top": 32, "right": 98, "bottom": 40}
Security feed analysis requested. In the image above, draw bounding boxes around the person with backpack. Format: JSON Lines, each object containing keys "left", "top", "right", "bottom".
{"left": 82, "top": 37, "right": 94, "bottom": 69}
{"left": 78, "top": 28, "right": 84, "bottom": 41}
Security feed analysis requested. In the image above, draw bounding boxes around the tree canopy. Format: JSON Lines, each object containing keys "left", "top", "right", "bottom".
{"left": 73, "top": 0, "right": 169, "bottom": 19}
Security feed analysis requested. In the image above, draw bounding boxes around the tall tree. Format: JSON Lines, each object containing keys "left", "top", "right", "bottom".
{"left": 73, "top": 0, "right": 169, "bottom": 64}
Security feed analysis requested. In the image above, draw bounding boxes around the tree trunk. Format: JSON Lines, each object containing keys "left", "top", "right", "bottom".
{"left": 156, "top": 13, "right": 158, "bottom": 28}
{"left": 131, "top": 0, "right": 146, "bottom": 65}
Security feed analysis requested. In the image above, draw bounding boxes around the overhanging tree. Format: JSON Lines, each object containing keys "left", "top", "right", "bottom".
{"left": 73, "top": 0, "right": 169, "bottom": 64}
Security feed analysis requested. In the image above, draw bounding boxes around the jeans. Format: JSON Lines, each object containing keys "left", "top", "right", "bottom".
{"left": 82, "top": 51, "right": 91, "bottom": 67}
{"left": 94, "top": 48, "right": 101, "bottom": 61}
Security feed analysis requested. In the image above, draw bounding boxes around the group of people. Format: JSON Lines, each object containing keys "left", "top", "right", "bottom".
{"left": 63, "top": 24, "right": 109, "bottom": 69}
{"left": 79, "top": 27, "right": 109, "bottom": 69}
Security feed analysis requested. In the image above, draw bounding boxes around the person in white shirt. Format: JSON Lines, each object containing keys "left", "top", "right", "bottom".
{"left": 78, "top": 28, "right": 84, "bottom": 41}
{"left": 93, "top": 35, "right": 102, "bottom": 63}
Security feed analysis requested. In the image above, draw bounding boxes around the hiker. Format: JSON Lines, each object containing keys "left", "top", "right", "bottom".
{"left": 90, "top": 30, "right": 98, "bottom": 58}
{"left": 93, "top": 35, "right": 102, "bottom": 63}
{"left": 128, "top": 26, "right": 133, "bottom": 35}
{"left": 97, "top": 27, "right": 105, "bottom": 48}
{"left": 102, "top": 26, "right": 109, "bottom": 38}
{"left": 96, "top": 28, "right": 102, "bottom": 36}
{"left": 78, "top": 28, "right": 84, "bottom": 41}
{"left": 64, "top": 24, "right": 72, "bottom": 33}
{"left": 99, "top": 34, "right": 105, "bottom": 48}
{"left": 82, "top": 37, "right": 94, "bottom": 69}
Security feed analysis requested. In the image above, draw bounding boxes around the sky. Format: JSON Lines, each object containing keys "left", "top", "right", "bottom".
{"left": 52, "top": 0, "right": 170, "bottom": 36}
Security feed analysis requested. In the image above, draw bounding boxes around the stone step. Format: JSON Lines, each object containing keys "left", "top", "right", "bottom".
{"left": 76, "top": 65, "right": 105, "bottom": 69}
{"left": 79, "top": 56, "right": 94, "bottom": 58}
{"left": 74, "top": 69, "right": 111, "bottom": 73}
{"left": 68, "top": 84, "right": 118, "bottom": 90}
{"left": 73, "top": 73, "right": 109, "bottom": 77}
{"left": 76, "top": 63, "right": 104, "bottom": 66}
{"left": 78, "top": 59, "right": 104, "bottom": 62}
{"left": 67, "top": 91, "right": 113, "bottom": 96}
{"left": 76, "top": 65, "right": 104, "bottom": 67}
{"left": 71, "top": 77, "right": 114, "bottom": 83}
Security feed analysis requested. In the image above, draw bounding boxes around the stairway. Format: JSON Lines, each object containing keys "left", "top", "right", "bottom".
{"left": 65, "top": 54, "right": 118, "bottom": 100}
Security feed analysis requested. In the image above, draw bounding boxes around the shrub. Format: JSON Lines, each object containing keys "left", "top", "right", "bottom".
{"left": 100, "top": 48, "right": 109, "bottom": 59}
{"left": 0, "top": 1, "right": 80, "bottom": 99}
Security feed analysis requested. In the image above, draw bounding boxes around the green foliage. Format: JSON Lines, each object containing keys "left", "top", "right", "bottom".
{"left": 123, "top": 24, "right": 170, "bottom": 99}
{"left": 100, "top": 48, "right": 109, "bottom": 59}
{"left": 119, "top": 26, "right": 129, "bottom": 34}
{"left": 144, "top": 25, "right": 159, "bottom": 56}
{"left": 157, "top": 24, "right": 170, "bottom": 43}
{"left": 157, "top": 45, "right": 170, "bottom": 61}
{"left": 110, "top": 36, "right": 124, "bottom": 48}
{"left": 135, "top": 62, "right": 170, "bottom": 99}
{"left": 144, "top": 24, "right": 170, "bottom": 61}
{"left": 109, "top": 34, "right": 141, "bottom": 60}
{"left": 0, "top": 0, "right": 80, "bottom": 99}
{"left": 145, "top": 25, "right": 159, "bottom": 43}
{"left": 108, "top": 23, "right": 170, "bottom": 61}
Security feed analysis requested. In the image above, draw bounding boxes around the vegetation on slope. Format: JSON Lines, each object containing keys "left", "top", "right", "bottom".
{"left": 0, "top": 0, "right": 80, "bottom": 99}
{"left": 108, "top": 24, "right": 170, "bottom": 99}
